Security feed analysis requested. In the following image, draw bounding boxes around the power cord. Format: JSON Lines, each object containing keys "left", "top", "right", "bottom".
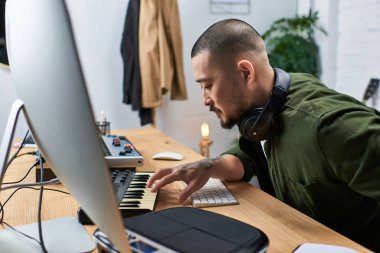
{"left": 15, "top": 151, "right": 37, "bottom": 159}
{"left": 0, "top": 130, "right": 69, "bottom": 252}
{"left": 0, "top": 178, "right": 60, "bottom": 191}
{"left": 0, "top": 129, "right": 31, "bottom": 224}
{"left": 1, "top": 187, "right": 69, "bottom": 209}
{"left": 1, "top": 221, "right": 43, "bottom": 247}
{"left": 2, "top": 162, "right": 39, "bottom": 185}
{"left": 0, "top": 186, "right": 70, "bottom": 250}
{"left": 37, "top": 153, "right": 48, "bottom": 253}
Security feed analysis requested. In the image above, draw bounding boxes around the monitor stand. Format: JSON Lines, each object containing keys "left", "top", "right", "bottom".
{"left": 0, "top": 217, "right": 95, "bottom": 252}
{"left": 0, "top": 100, "right": 95, "bottom": 252}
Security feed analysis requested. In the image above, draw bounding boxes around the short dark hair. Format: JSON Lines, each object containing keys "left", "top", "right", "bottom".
{"left": 191, "top": 19, "right": 264, "bottom": 59}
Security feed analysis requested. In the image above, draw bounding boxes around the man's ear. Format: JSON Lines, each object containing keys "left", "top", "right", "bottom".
{"left": 237, "top": 60, "right": 255, "bottom": 84}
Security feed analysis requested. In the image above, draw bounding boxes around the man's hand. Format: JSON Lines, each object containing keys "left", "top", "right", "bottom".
{"left": 147, "top": 157, "right": 219, "bottom": 202}
{"left": 147, "top": 154, "right": 245, "bottom": 202}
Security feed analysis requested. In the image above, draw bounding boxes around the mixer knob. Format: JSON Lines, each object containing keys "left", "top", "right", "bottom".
{"left": 113, "top": 138, "right": 121, "bottom": 146}
{"left": 124, "top": 143, "right": 133, "bottom": 149}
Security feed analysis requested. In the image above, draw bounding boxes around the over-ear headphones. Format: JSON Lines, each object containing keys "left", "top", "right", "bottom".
{"left": 237, "top": 68, "right": 291, "bottom": 141}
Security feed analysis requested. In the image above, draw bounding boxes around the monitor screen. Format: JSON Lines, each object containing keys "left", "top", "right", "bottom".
{"left": 5, "top": 0, "right": 130, "bottom": 251}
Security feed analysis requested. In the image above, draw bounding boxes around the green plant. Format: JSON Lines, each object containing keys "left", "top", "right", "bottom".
{"left": 262, "top": 10, "right": 327, "bottom": 77}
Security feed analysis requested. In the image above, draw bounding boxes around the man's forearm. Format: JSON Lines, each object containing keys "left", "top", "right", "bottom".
{"left": 211, "top": 154, "right": 244, "bottom": 181}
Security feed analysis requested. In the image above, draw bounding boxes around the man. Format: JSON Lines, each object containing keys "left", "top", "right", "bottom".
{"left": 147, "top": 19, "right": 380, "bottom": 251}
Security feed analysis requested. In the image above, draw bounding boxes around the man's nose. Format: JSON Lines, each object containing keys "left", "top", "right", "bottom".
{"left": 204, "top": 97, "right": 213, "bottom": 106}
{"left": 202, "top": 90, "right": 213, "bottom": 106}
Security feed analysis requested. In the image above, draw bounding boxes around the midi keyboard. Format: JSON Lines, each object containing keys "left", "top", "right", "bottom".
{"left": 78, "top": 170, "right": 157, "bottom": 224}
{"left": 101, "top": 134, "right": 144, "bottom": 168}
{"left": 24, "top": 133, "right": 144, "bottom": 168}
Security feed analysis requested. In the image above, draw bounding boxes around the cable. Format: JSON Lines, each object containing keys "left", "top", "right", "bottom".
{"left": 2, "top": 221, "right": 44, "bottom": 246}
{"left": 0, "top": 201, "right": 4, "bottom": 224}
{"left": 0, "top": 186, "right": 70, "bottom": 224}
{"left": 0, "top": 178, "right": 60, "bottom": 191}
{"left": 1, "top": 130, "right": 65, "bottom": 252}
{"left": 0, "top": 130, "right": 30, "bottom": 225}
{"left": 1, "top": 187, "right": 70, "bottom": 222}
{"left": 37, "top": 187, "right": 47, "bottom": 253}
{"left": 0, "top": 162, "right": 59, "bottom": 253}
{"left": 37, "top": 154, "right": 48, "bottom": 253}
{"left": 2, "top": 162, "right": 39, "bottom": 185}
{"left": 1, "top": 187, "right": 69, "bottom": 209}
{"left": 0, "top": 186, "right": 70, "bottom": 249}
{"left": 34, "top": 187, "right": 69, "bottom": 195}
{"left": 15, "top": 151, "right": 37, "bottom": 159}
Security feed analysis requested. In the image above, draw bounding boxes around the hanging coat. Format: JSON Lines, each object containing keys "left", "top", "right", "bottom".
{"left": 121, "top": 0, "right": 153, "bottom": 125}
{"left": 139, "top": 0, "right": 187, "bottom": 108}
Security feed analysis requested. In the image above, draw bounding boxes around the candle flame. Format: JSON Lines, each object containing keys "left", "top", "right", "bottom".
{"left": 201, "top": 123, "right": 210, "bottom": 138}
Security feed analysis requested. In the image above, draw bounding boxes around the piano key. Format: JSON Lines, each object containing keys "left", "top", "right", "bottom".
{"left": 117, "top": 172, "right": 158, "bottom": 216}
{"left": 119, "top": 204, "right": 139, "bottom": 207}
{"left": 125, "top": 190, "right": 145, "bottom": 193}
{"left": 123, "top": 196, "right": 143, "bottom": 199}
{"left": 121, "top": 201, "right": 141, "bottom": 204}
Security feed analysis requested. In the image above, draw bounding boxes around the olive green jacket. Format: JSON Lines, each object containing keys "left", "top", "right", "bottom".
{"left": 224, "top": 73, "right": 380, "bottom": 251}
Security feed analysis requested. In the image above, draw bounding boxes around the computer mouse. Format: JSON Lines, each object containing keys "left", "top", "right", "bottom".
{"left": 152, "top": 152, "right": 184, "bottom": 161}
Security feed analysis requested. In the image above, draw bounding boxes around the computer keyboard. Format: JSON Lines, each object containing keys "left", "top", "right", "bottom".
{"left": 190, "top": 178, "right": 238, "bottom": 207}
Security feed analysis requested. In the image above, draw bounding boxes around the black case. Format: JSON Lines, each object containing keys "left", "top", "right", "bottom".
{"left": 95, "top": 207, "right": 269, "bottom": 253}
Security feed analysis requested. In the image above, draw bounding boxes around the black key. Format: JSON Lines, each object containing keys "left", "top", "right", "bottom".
{"left": 119, "top": 204, "right": 139, "bottom": 207}
{"left": 129, "top": 185, "right": 145, "bottom": 188}
{"left": 130, "top": 183, "right": 146, "bottom": 186}
{"left": 121, "top": 201, "right": 141, "bottom": 205}
{"left": 126, "top": 190, "right": 144, "bottom": 193}
{"left": 133, "top": 175, "right": 149, "bottom": 178}
{"left": 132, "top": 178, "right": 148, "bottom": 182}
{"left": 123, "top": 196, "right": 143, "bottom": 199}
{"left": 124, "top": 192, "right": 144, "bottom": 196}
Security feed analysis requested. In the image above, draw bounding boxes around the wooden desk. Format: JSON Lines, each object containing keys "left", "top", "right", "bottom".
{"left": 0, "top": 128, "right": 371, "bottom": 252}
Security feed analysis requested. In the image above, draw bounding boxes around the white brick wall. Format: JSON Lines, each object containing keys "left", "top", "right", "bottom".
{"left": 336, "top": 0, "right": 380, "bottom": 109}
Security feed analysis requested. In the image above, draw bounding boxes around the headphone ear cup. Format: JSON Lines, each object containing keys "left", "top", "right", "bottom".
{"left": 237, "top": 68, "right": 290, "bottom": 141}
{"left": 238, "top": 108, "right": 263, "bottom": 141}
{"left": 266, "top": 116, "right": 277, "bottom": 139}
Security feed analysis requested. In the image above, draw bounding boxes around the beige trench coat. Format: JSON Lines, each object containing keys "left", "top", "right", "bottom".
{"left": 139, "top": 0, "right": 188, "bottom": 108}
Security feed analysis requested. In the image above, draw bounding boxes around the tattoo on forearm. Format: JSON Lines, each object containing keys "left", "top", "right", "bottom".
{"left": 182, "top": 157, "right": 220, "bottom": 170}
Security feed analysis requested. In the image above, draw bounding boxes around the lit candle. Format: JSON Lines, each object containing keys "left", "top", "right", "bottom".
{"left": 199, "top": 123, "right": 212, "bottom": 158}
{"left": 201, "top": 123, "right": 209, "bottom": 139}
{"left": 100, "top": 110, "right": 104, "bottom": 124}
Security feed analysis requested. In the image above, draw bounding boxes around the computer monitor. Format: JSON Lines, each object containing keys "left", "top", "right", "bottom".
{"left": 4, "top": 0, "right": 130, "bottom": 252}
